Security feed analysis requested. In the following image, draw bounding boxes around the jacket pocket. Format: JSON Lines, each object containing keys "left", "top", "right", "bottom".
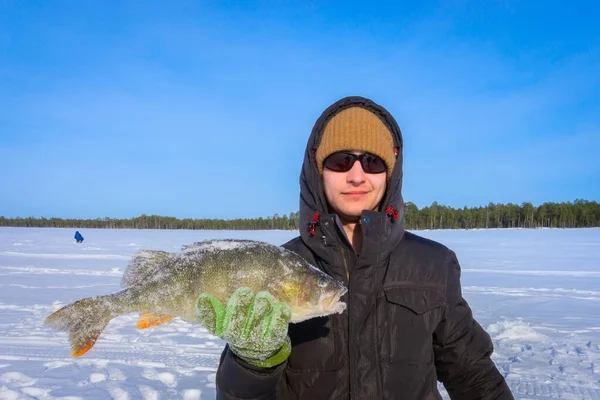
{"left": 381, "top": 284, "right": 444, "bottom": 364}
{"left": 286, "top": 315, "right": 341, "bottom": 372}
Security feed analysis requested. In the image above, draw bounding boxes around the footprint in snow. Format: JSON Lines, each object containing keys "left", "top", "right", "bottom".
{"left": 142, "top": 368, "right": 177, "bottom": 388}
{"left": 183, "top": 389, "right": 202, "bottom": 400}
{"left": 107, "top": 367, "right": 127, "bottom": 382}
{"left": 107, "top": 385, "right": 131, "bottom": 400}
{"left": 21, "top": 386, "right": 51, "bottom": 398}
{"left": 90, "top": 373, "right": 107, "bottom": 383}
{"left": 138, "top": 385, "right": 159, "bottom": 400}
{"left": 0, "top": 371, "right": 37, "bottom": 387}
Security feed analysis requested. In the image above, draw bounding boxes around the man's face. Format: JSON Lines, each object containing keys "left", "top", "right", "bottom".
{"left": 322, "top": 151, "right": 387, "bottom": 222}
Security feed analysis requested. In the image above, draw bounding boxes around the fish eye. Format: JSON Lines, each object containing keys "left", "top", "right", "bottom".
{"left": 317, "top": 276, "right": 328, "bottom": 288}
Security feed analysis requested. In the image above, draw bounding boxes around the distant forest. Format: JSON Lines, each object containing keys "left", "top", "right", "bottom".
{"left": 1, "top": 200, "right": 598, "bottom": 230}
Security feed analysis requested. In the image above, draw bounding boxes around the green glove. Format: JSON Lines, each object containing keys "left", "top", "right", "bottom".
{"left": 195, "top": 287, "right": 292, "bottom": 368}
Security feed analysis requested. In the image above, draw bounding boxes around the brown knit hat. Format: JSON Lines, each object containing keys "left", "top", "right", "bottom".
{"left": 316, "top": 106, "right": 396, "bottom": 181}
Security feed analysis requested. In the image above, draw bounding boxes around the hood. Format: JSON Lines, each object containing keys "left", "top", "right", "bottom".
{"left": 298, "top": 96, "right": 405, "bottom": 266}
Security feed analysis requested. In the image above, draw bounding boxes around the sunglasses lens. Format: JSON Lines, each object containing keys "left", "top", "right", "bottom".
{"left": 324, "top": 152, "right": 354, "bottom": 172}
{"left": 323, "top": 152, "right": 387, "bottom": 174}
{"left": 361, "top": 154, "right": 386, "bottom": 174}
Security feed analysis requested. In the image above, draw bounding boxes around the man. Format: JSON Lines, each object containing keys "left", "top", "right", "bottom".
{"left": 200, "top": 96, "right": 513, "bottom": 399}
{"left": 74, "top": 231, "right": 84, "bottom": 243}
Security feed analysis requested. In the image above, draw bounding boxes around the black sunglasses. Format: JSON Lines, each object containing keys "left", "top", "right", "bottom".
{"left": 323, "top": 151, "right": 387, "bottom": 174}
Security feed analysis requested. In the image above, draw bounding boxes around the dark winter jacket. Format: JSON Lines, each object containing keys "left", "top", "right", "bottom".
{"left": 216, "top": 96, "right": 513, "bottom": 399}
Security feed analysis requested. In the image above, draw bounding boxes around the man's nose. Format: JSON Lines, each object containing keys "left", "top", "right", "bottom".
{"left": 346, "top": 160, "right": 366, "bottom": 183}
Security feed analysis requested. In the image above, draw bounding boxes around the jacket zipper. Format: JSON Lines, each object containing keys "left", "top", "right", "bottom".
{"left": 339, "top": 244, "right": 352, "bottom": 398}
{"left": 340, "top": 245, "right": 350, "bottom": 282}
{"left": 333, "top": 217, "right": 355, "bottom": 398}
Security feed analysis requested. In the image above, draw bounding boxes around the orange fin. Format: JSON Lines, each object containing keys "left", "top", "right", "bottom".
{"left": 44, "top": 297, "right": 111, "bottom": 358}
{"left": 137, "top": 312, "right": 174, "bottom": 329}
{"left": 72, "top": 332, "right": 100, "bottom": 357}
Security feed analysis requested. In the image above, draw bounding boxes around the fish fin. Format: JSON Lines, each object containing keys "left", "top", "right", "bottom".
{"left": 44, "top": 296, "right": 113, "bottom": 358}
{"left": 121, "top": 250, "right": 173, "bottom": 288}
{"left": 180, "top": 239, "right": 256, "bottom": 253}
{"left": 136, "top": 312, "right": 174, "bottom": 329}
{"left": 70, "top": 329, "right": 102, "bottom": 357}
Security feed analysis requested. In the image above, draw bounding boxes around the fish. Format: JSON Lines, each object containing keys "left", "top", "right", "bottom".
{"left": 44, "top": 239, "right": 347, "bottom": 357}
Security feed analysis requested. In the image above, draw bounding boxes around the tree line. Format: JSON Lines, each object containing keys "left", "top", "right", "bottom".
{"left": 0, "top": 212, "right": 301, "bottom": 230}
{"left": 0, "top": 200, "right": 598, "bottom": 230}
{"left": 404, "top": 199, "right": 599, "bottom": 230}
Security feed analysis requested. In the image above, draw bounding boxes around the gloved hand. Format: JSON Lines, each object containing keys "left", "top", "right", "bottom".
{"left": 195, "top": 287, "right": 292, "bottom": 368}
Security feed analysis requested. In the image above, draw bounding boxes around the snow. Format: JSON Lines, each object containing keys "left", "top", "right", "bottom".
{"left": 89, "top": 373, "right": 106, "bottom": 383}
{"left": 0, "top": 227, "right": 599, "bottom": 399}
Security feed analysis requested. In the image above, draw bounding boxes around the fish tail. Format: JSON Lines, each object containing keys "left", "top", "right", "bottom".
{"left": 44, "top": 295, "right": 116, "bottom": 357}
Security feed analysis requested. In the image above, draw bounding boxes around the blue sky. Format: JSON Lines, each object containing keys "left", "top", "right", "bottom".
{"left": 1, "top": 1, "right": 599, "bottom": 219}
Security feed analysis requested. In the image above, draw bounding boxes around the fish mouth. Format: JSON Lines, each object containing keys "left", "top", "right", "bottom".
{"left": 322, "top": 285, "right": 348, "bottom": 311}
{"left": 289, "top": 285, "right": 348, "bottom": 323}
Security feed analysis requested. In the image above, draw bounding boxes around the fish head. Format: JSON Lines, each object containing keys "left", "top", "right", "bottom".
{"left": 279, "top": 267, "right": 347, "bottom": 323}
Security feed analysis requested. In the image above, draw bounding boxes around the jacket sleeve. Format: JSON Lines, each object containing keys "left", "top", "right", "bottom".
{"left": 433, "top": 251, "right": 514, "bottom": 400}
{"left": 215, "top": 344, "right": 286, "bottom": 400}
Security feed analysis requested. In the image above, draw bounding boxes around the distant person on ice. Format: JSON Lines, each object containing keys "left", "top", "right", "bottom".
{"left": 197, "top": 96, "right": 513, "bottom": 399}
{"left": 74, "top": 231, "right": 84, "bottom": 243}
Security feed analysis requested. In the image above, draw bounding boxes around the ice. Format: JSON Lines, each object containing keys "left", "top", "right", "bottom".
{"left": 0, "top": 227, "right": 599, "bottom": 399}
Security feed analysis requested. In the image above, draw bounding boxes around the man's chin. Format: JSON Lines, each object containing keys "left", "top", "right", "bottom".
{"left": 338, "top": 210, "right": 363, "bottom": 223}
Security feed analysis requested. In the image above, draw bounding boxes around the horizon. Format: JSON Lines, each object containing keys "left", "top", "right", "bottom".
{"left": 0, "top": 198, "right": 596, "bottom": 221}
{"left": 1, "top": 2, "right": 599, "bottom": 219}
